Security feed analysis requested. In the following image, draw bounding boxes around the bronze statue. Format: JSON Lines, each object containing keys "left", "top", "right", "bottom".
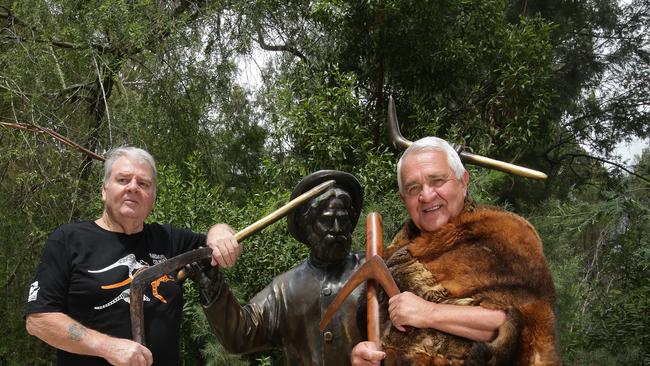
{"left": 187, "top": 170, "right": 365, "bottom": 365}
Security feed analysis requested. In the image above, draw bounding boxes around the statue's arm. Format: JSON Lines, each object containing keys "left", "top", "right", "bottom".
{"left": 198, "top": 269, "right": 280, "bottom": 354}
{"left": 189, "top": 266, "right": 281, "bottom": 353}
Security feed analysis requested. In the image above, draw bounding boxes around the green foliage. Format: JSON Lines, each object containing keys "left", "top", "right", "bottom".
{"left": 0, "top": 133, "right": 103, "bottom": 364}
{"left": 181, "top": 283, "right": 249, "bottom": 366}
{"left": 530, "top": 168, "right": 650, "bottom": 364}
{"left": 273, "top": 69, "right": 372, "bottom": 174}
{"left": 309, "top": 0, "right": 557, "bottom": 158}
{"left": 149, "top": 153, "right": 232, "bottom": 230}
{"left": 2, "top": 0, "right": 649, "bottom": 364}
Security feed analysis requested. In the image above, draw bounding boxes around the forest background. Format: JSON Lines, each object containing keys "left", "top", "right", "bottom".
{"left": 1, "top": 0, "right": 648, "bottom": 365}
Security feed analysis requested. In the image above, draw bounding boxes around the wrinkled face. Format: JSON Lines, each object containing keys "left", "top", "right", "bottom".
{"left": 102, "top": 156, "right": 156, "bottom": 225}
{"left": 305, "top": 194, "right": 353, "bottom": 262}
{"left": 400, "top": 150, "right": 468, "bottom": 233}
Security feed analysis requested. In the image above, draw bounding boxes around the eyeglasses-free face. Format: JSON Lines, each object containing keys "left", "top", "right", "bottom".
{"left": 399, "top": 150, "right": 468, "bottom": 233}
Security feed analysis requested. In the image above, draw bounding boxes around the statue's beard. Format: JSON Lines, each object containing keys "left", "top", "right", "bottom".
{"left": 310, "top": 233, "right": 351, "bottom": 263}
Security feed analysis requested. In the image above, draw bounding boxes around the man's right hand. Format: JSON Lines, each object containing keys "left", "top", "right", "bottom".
{"left": 102, "top": 337, "right": 153, "bottom": 366}
{"left": 351, "top": 341, "right": 385, "bottom": 366}
{"left": 26, "top": 313, "right": 153, "bottom": 366}
{"left": 206, "top": 223, "right": 241, "bottom": 268}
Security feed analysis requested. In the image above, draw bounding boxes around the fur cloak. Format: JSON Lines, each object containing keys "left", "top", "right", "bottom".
{"left": 381, "top": 205, "right": 560, "bottom": 366}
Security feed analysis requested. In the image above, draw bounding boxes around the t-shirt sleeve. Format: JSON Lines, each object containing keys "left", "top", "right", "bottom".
{"left": 24, "top": 227, "right": 71, "bottom": 316}
{"left": 165, "top": 225, "right": 206, "bottom": 256}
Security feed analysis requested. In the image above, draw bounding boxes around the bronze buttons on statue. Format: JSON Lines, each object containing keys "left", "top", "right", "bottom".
{"left": 323, "top": 331, "right": 333, "bottom": 342}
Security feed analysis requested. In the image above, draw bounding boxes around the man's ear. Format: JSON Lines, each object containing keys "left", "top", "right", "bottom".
{"left": 399, "top": 191, "right": 406, "bottom": 204}
{"left": 101, "top": 184, "right": 106, "bottom": 202}
{"left": 462, "top": 171, "right": 470, "bottom": 195}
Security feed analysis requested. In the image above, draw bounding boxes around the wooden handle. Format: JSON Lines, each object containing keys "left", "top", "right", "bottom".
{"left": 366, "top": 212, "right": 383, "bottom": 347}
{"left": 460, "top": 151, "right": 547, "bottom": 180}
{"left": 176, "top": 179, "right": 336, "bottom": 281}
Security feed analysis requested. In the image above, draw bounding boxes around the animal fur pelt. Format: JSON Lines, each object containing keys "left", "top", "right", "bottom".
{"left": 381, "top": 205, "right": 560, "bottom": 366}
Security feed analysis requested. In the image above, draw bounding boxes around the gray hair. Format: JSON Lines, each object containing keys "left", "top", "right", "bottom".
{"left": 397, "top": 137, "right": 465, "bottom": 193}
{"left": 103, "top": 146, "right": 157, "bottom": 193}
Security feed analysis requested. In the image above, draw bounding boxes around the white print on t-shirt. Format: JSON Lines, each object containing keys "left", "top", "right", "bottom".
{"left": 88, "top": 254, "right": 148, "bottom": 277}
{"left": 89, "top": 254, "right": 150, "bottom": 310}
{"left": 27, "top": 281, "right": 40, "bottom": 302}
{"left": 149, "top": 253, "right": 167, "bottom": 265}
{"left": 94, "top": 289, "right": 151, "bottom": 310}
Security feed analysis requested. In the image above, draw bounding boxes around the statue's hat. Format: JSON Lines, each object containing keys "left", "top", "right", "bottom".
{"left": 287, "top": 170, "right": 363, "bottom": 245}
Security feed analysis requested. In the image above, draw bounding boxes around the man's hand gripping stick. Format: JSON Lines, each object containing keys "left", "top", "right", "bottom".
{"left": 130, "top": 179, "right": 336, "bottom": 345}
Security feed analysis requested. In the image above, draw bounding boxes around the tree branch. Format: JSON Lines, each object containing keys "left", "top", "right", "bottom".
{"left": 559, "top": 152, "right": 649, "bottom": 183}
{"left": 567, "top": 30, "right": 649, "bottom": 43}
{"left": 2, "top": 34, "right": 111, "bottom": 52}
{"left": 0, "top": 81, "right": 95, "bottom": 104}
{"left": 0, "top": 121, "right": 105, "bottom": 161}
{"left": 256, "top": 29, "right": 308, "bottom": 63}
{"left": 0, "top": 5, "right": 31, "bottom": 29}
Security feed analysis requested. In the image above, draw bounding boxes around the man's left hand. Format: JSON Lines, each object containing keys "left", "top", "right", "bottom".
{"left": 388, "top": 291, "right": 434, "bottom": 331}
{"left": 206, "top": 224, "right": 241, "bottom": 268}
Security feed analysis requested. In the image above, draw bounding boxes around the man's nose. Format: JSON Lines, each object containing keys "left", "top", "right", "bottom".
{"left": 126, "top": 178, "right": 139, "bottom": 192}
{"left": 418, "top": 184, "right": 437, "bottom": 202}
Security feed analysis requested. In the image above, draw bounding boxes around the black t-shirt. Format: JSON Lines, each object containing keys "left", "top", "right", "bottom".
{"left": 24, "top": 221, "right": 205, "bottom": 366}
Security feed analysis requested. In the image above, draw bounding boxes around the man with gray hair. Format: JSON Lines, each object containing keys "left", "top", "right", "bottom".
{"left": 24, "top": 146, "right": 239, "bottom": 366}
{"left": 351, "top": 137, "right": 559, "bottom": 365}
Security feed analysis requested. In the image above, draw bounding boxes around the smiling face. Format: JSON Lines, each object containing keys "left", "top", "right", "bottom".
{"left": 101, "top": 156, "right": 156, "bottom": 228}
{"left": 399, "top": 150, "right": 469, "bottom": 233}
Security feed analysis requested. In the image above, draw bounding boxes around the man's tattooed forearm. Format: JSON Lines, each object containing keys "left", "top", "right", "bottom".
{"left": 68, "top": 323, "right": 86, "bottom": 341}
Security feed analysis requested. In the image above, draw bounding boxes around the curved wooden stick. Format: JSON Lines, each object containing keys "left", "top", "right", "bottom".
{"left": 131, "top": 179, "right": 336, "bottom": 345}
{"left": 319, "top": 255, "right": 399, "bottom": 331}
